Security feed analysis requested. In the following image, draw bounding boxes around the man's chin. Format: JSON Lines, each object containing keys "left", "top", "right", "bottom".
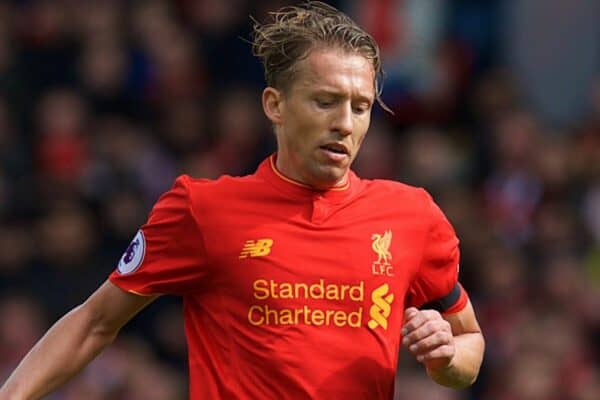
{"left": 310, "top": 167, "right": 348, "bottom": 190}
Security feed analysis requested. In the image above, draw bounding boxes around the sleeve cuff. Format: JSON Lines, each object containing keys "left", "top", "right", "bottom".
{"left": 421, "top": 282, "right": 468, "bottom": 314}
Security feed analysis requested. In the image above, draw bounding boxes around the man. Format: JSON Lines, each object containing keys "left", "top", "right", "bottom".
{"left": 0, "top": 2, "right": 484, "bottom": 399}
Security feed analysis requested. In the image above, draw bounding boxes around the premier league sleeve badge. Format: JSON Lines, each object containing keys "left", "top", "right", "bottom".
{"left": 117, "top": 230, "right": 146, "bottom": 274}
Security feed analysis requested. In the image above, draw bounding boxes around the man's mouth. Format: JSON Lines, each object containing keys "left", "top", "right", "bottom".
{"left": 319, "top": 143, "right": 350, "bottom": 163}
{"left": 320, "top": 143, "right": 349, "bottom": 156}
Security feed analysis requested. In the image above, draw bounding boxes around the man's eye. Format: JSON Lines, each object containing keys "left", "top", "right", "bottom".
{"left": 316, "top": 99, "right": 334, "bottom": 107}
{"left": 352, "top": 105, "right": 369, "bottom": 114}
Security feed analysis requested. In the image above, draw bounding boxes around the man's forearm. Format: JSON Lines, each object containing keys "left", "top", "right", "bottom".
{"left": 0, "top": 304, "right": 117, "bottom": 400}
{"left": 426, "top": 332, "right": 485, "bottom": 389}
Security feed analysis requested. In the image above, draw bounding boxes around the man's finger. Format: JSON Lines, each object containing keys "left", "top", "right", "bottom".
{"left": 416, "top": 345, "right": 455, "bottom": 363}
{"left": 404, "top": 307, "right": 419, "bottom": 320}
{"left": 406, "top": 330, "right": 453, "bottom": 355}
{"left": 401, "top": 309, "right": 444, "bottom": 336}
{"left": 402, "top": 318, "right": 451, "bottom": 347}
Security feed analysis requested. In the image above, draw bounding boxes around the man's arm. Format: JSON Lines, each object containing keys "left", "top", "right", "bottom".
{"left": 402, "top": 299, "right": 485, "bottom": 389}
{"left": 0, "top": 280, "right": 158, "bottom": 400}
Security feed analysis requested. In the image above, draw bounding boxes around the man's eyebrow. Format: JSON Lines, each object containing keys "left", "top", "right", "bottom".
{"left": 312, "top": 90, "right": 342, "bottom": 99}
{"left": 312, "top": 88, "right": 374, "bottom": 103}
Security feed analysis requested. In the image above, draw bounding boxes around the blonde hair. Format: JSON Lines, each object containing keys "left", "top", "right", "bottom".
{"left": 252, "top": 1, "right": 389, "bottom": 112}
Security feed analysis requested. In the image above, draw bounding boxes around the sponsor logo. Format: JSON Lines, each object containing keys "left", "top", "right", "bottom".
{"left": 247, "top": 279, "right": 395, "bottom": 331}
{"left": 371, "top": 230, "right": 394, "bottom": 276}
{"left": 368, "top": 283, "right": 394, "bottom": 330}
{"left": 247, "top": 279, "right": 364, "bottom": 328}
{"left": 117, "top": 230, "right": 145, "bottom": 274}
{"left": 239, "top": 238, "right": 273, "bottom": 259}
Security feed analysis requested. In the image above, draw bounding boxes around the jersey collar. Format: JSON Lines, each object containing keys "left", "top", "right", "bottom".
{"left": 257, "top": 154, "right": 359, "bottom": 202}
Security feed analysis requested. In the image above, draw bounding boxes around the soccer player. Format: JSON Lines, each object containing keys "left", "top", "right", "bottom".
{"left": 0, "top": 2, "right": 484, "bottom": 399}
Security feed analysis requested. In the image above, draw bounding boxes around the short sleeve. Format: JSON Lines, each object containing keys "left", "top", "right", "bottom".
{"left": 109, "top": 175, "right": 209, "bottom": 296}
{"left": 406, "top": 191, "right": 467, "bottom": 313}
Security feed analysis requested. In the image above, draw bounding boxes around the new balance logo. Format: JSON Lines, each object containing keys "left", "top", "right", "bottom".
{"left": 239, "top": 239, "right": 273, "bottom": 259}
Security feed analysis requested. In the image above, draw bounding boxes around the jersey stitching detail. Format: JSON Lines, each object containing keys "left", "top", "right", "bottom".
{"left": 269, "top": 155, "right": 350, "bottom": 191}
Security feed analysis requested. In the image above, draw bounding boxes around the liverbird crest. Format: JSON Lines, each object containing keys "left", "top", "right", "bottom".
{"left": 371, "top": 230, "right": 392, "bottom": 265}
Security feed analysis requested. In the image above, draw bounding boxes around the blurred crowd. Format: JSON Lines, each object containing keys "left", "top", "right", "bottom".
{"left": 0, "top": 1, "right": 598, "bottom": 399}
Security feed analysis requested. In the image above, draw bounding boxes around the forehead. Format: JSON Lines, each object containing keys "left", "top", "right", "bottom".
{"left": 291, "top": 48, "right": 376, "bottom": 99}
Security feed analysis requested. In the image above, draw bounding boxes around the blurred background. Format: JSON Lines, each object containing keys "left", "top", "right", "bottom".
{"left": 0, "top": 0, "right": 598, "bottom": 399}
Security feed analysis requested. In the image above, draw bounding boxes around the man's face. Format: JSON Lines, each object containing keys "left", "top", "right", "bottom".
{"left": 265, "top": 48, "right": 376, "bottom": 190}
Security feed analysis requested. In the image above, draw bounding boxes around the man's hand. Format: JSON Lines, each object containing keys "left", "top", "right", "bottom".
{"left": 401, "top": 302, "right": 484, "bottom": 389}
{"left": 401, "top": 307, "right": 455, "bottom": 371}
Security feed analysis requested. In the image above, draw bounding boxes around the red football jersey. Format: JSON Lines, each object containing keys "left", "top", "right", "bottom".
{"left": 109, "top": 155, "right": 468, "bottom": 399}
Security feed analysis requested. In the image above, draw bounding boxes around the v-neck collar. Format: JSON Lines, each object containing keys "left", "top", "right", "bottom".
{"left": 256, "top": 154, "right": 360, "bottom": 203}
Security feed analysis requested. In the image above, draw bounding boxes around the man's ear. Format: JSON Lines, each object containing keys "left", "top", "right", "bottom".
{"left": 262, "top": 87, "right": 284, "bottom": 124}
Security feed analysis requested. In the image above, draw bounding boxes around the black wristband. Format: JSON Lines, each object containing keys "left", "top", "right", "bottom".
{"left": 421, "top": 282, "right": 462, "bottom": 312}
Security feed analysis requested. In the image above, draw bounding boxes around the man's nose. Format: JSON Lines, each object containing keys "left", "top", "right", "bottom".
{"left": 332, "top": 103, "right": 353, "bottom": 136}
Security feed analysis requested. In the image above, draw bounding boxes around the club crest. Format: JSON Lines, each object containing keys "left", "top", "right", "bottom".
{"left": 371, "top": 230, "right": 393, "bottom": 276}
